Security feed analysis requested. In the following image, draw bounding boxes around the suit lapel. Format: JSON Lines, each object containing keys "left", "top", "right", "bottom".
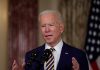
{"left": 57, "top": 42, "right": 72, "bottom": 70}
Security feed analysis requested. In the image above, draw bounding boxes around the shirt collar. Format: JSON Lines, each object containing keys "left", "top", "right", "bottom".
{"left": 45, "top": 39, "right": 63, "bottom": 52}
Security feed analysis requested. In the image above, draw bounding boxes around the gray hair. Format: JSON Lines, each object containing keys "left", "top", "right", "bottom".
{"left": 38, "top": 10, "right": 64, "bottom": 23}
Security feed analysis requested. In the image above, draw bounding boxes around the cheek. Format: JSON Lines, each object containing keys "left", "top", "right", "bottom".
{"left": 55, "top": 27, "right": 62, "bottom": 33}
{"left": 53, "top": 28, "right": 61, "bottom": 37}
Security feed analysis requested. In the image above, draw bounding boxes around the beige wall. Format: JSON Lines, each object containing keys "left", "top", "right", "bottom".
{"left": 0, "top": 0, "right": 8, "bottom": 70}
{"left": 39, "top": 0, "right": 59, "bottom": 12}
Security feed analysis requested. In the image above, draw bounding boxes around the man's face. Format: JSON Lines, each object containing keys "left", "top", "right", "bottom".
{"left": 39, "top": 13, "right": 64, "bottom": 45}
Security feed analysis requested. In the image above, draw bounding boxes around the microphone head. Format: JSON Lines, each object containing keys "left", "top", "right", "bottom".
{"left": 42, "top": 49, "right": 52, "bottom": 62}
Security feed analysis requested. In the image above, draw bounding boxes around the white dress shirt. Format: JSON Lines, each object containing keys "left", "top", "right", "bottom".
{"left": 44, "top": 40, "right": 63, "bottom": 70}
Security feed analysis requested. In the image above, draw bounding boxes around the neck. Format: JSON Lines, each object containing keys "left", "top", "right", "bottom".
{"left": 47, "top": 38, "right": 62, "bottom": 47}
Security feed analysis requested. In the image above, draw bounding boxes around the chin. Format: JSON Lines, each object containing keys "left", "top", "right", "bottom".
{"left": 46, "top": 40, "right": 53, "bottom": 44}
{"left": 46, "top": 41, "right": 52, "bottom": 44}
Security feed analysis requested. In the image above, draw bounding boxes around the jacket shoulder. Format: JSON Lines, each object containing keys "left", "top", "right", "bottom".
{"left": 26, "top": 44, "right": 45, "bottom": 56}
{"left": 63, "top": 42, "right": 86, "bottom": 56}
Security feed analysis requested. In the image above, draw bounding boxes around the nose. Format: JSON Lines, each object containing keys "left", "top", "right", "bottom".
{"left": 45, "top": 25, "right": 50, "bottom": 33}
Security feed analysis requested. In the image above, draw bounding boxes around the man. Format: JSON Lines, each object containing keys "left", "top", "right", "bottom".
{"left": 12, "top": 10, "right": 89, "bottom": 70}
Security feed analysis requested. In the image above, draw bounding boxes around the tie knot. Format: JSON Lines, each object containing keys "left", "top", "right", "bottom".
{"left": 50, "top": 48, "right": 55, "bottom": 52}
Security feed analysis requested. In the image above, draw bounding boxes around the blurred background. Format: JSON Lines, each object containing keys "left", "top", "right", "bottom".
{"left": 0, "top": 0, "right": 100, "bottom": 70}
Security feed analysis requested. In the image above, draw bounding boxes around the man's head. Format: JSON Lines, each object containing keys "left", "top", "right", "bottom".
{"left": 39, "top": 10, "right": 64, "bottom": 47}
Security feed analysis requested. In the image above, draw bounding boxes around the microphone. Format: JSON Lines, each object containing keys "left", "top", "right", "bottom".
{"left": 25, "top": 49, "right": 52, "bottom": 70}
{"left": 41, "top": 49, "right": 52, "bottom": 64}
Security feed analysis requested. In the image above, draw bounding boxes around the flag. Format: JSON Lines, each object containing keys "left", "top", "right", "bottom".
{"left": 84, "top": 0, "right": 100, "bottom": 70}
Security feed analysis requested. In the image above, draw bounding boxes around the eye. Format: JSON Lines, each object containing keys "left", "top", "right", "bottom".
{"left": 41, "top": 25, "right": 46, "bottom": 27}
{"left": 49, "top": 24, "right": 54, "bottom": 26}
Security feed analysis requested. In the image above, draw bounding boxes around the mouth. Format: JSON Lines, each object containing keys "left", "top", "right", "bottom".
{"left": 45, "top": 35, "right": 53, "bottom": 38}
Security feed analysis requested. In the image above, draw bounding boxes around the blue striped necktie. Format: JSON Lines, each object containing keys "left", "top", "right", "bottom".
{"left": 46, "top": 48, "right": 55, "bottom": 70}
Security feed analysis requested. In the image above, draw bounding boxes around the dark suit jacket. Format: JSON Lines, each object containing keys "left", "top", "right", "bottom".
{"left": 25, "top": 42, "right": 89, "bottom": 70}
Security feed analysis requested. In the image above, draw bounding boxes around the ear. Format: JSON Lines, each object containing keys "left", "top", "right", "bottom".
{"left": 60, "top": 23, "right": 64, "bottom": 33}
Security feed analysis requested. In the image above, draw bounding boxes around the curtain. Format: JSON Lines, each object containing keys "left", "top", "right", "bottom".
{"left": 8, "top": 0, "right": 38, "bottom": 69}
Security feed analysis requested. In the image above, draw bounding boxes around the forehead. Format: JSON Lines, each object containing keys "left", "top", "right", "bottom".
{"left": 40, "top": 13, "right": 58, "bottom": 20}
{"left": 40, "top": 13, "right": 59, "bottom": 24}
